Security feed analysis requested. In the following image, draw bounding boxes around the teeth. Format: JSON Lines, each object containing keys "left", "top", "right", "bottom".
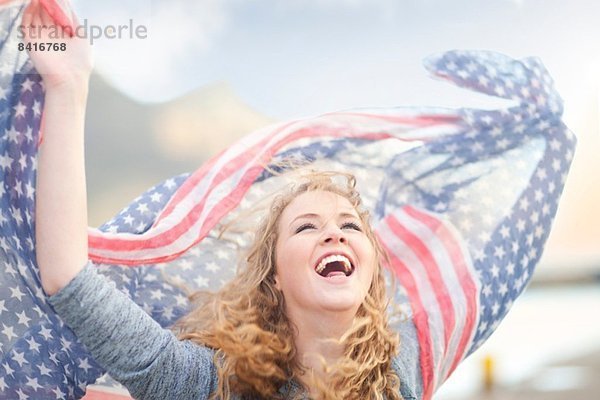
{"left": 315, "top": 254, "right": 352, "bottom": 274}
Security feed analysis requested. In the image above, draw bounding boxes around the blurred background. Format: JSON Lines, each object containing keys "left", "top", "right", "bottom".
{"left": 71, "top": 0, "right": 599, "bottom": 398}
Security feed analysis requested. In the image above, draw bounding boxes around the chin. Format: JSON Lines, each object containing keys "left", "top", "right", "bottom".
{"left": 320, "top": 297, "right": 362, "bottom": 313}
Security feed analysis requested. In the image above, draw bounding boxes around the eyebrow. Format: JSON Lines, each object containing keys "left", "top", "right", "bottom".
{"left": 289, "top": 212, "right": 360, "bottom": 227}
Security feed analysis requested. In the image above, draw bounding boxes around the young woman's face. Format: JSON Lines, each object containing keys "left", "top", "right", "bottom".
{"left": 274, "top": 190, "right": 376, "bottom": 317}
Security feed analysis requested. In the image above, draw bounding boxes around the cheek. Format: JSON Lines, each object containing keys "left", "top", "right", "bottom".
{"left": 362, "top": 239, "right": 377, "bottom": 266}
{"left": 273, "top": 238, "right": 284, "bottom": 290}
{"left": 273, "top": 243, "right": 297, "bottom": 290}
{"left": 363, "top": 243, "right": 378, "bottom": 285}
{"left": 363, "top": 263, "right": 376, "bottom": 288}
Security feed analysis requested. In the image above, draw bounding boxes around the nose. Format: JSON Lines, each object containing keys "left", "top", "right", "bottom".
{"left": 321, "top": 224, "right": 348, "bottom": 245}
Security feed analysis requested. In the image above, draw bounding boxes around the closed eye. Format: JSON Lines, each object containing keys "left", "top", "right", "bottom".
{"left": 341, "top": 222, "right": 362, "bottom": 231}
{"left": 295, "top": 223, "right": 317, "bottom": 233}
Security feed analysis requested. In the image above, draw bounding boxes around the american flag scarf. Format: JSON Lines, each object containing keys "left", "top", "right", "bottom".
{"left": 0, "top": 2, "right": 575, "bottom": 399}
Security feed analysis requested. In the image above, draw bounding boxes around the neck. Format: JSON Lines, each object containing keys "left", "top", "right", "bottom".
{"left": 289, "top": 308, "right": 356, "bottom": 385}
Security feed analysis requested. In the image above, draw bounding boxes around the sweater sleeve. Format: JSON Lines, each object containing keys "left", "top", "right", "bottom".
{"left": 392, "top": 317, "right": 423, "bottom": 400}
{"left": 48, "top": 262, "right": 218, "bottom": 400}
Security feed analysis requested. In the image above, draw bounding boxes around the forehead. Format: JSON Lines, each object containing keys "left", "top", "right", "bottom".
{"left": 279, "top": 190, "right": 358, "bottom": 222}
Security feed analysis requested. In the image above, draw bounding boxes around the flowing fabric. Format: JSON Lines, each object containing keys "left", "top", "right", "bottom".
{"left": 0, "top": 2, "right": 576, "bottom": 399}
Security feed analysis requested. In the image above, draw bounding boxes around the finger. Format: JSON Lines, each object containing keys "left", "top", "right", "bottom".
{"left": 29, "top": 0, "right": 42, "bottom": 27}
{"left": 62, "top": 9, "right": 78, "bottom": 37}
{"left": 22, "top": 1, "right": 34, "bottom": 30}
{"left": 70, "top": 9, "right": 79, "bottom": 27}
{"left": 40, "top": 0, "right": 75, "bottom": 37}
{"left": 39, "top": 2, "right": 55, "bottom": 30}
{"left": 22, "top": 0, "right": 42, "bottom": 44}
{"left": 31, "top": 10, "right": 42, "bottom": 31}
{"left": 30, "top": 0, "right": 41, "bottom": 21}
{"left": 22, "top": 0, "right": 38, "bottom": 24}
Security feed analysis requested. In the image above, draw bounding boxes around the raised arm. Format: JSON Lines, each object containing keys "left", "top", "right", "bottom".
{"left": 26, "top": 0, "right": 92, "bottom": 295}
{"left": 24, "top": 3, "right": 218, "bottom": 398}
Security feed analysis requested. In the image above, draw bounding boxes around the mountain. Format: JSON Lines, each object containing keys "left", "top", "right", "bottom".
{"left": 85, "top": 74, "right": 274, "bottom": 226}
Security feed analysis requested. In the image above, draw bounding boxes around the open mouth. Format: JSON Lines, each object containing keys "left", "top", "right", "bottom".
{"left": 314, "top": 254, "right": 355, "bottom": 278}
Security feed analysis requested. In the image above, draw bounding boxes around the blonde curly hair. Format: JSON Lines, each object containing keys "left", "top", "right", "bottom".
{"left": 174, "top": 171, "right": 402, "bottom": 399}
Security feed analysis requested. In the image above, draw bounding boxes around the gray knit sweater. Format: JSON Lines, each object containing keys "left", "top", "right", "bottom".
{"left": 49, "top": 263, "right": 421, "bottom": 399}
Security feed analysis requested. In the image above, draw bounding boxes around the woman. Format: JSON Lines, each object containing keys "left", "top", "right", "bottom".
{"left": 48, "top": 173, "right": 409, "bottom": 399}
{"left": 14, "top": 0, "right": 575, "bottom": 399}
{"left": 27, "top": 1, "right": 408, "bottom": 398}
{"left": 174, "top": 174, "right": 404, "bottom": 399}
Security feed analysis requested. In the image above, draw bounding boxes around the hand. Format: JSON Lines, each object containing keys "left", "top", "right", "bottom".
{"left": 22, "top": 0, "right": 92, "bottom": 93}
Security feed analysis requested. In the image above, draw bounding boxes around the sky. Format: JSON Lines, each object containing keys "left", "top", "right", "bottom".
{"left": 71, "top": 0, "right": 600, "bottom": 262}
{"left": 70, "top": 0, "right": 599, "bottom": 118}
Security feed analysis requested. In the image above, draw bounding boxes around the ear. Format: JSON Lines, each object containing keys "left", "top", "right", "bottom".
{"left": 273, "top": 273, "right": 281, "bottom": 290}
